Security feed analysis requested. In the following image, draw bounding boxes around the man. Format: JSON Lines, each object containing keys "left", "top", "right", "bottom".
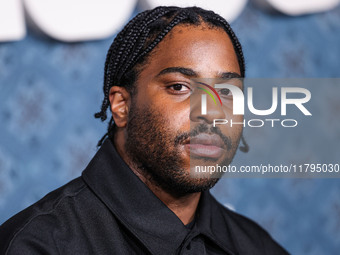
{"left": 0, "top": 6, "right": 289, "bottom": 254}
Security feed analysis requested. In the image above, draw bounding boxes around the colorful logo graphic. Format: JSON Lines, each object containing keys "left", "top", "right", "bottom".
{"left": 197, "top": 82, "right": 222, "bottom": 115}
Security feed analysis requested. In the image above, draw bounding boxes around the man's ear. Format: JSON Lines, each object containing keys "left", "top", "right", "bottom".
{"left": 109, "top": 86, "right": 130, "bottom": 128}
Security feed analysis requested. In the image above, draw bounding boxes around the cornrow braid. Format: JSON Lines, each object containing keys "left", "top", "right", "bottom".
{"left": 203, "top": 13, "right": 245, "bottom": 76}
{"left": 95, "top": 6, "right": 246, "bottom": 146}
{"left": 95, "top": 7, "right": 175, "bottom": 122}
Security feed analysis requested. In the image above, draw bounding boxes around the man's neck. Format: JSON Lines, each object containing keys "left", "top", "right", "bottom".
{"left": 132, "top": 168, "right": 201, "bottom": 225}
{"left": 113, "top": 134, "right": 201, "bottom": 225}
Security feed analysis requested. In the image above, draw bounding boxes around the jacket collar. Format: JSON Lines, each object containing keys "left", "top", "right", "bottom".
{"left": 196, "top": 191, "right": 237, "bottom": 254}
{"left": 82, "top": 139, "right": 237, "bottom": 254}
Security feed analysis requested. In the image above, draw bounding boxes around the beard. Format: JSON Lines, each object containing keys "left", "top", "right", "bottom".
{"left": 125, "top": 101, "right": 238, "bottom": 197}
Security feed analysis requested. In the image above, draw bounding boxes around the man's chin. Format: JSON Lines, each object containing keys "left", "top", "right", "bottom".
{"left": 156, "top": 166, "right": 221, "bottom": 197}
{"left": 188, "top": 157, "right": 229, "bottom": 178}
{"left": 163, "top": 177, "right": 220, "bottom": 197}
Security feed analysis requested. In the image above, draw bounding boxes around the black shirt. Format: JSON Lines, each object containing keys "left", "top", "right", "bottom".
{"left": 0, "top": 139, "right": 289, "bottom": 254}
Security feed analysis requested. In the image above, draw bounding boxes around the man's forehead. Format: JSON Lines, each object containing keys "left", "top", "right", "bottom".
{"left": 156, "top": 66, "right": 241, "bottom": 79}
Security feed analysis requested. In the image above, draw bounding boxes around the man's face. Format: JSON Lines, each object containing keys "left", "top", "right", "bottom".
{"left": 125, "top": 24, "right": 243, "bottom": 196}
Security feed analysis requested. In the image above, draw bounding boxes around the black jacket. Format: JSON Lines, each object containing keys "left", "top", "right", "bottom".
{"left": 0, "top": 139, "right": 289, "bottom": 254}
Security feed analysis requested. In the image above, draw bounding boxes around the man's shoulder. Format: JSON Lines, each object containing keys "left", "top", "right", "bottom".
{"left": 0, "top": 177, "right": 89, "bottom": 254}
{"left": 208, "top": 193, "right": 289, "bottom": 254}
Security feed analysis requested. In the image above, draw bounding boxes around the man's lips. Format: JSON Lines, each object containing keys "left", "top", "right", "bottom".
{"left": 184, "top": 133, "right": 226, "bottom": 158}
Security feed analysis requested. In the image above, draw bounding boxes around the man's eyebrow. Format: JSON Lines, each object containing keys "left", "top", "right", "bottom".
{"left": 156, "top": 67, "right": 198, "bottom": 77}
{"left": 219, "top": 72, "right": 242, "bottom": 79}
{"left": 156, "top": 67, "right": 242, "bottom": 79}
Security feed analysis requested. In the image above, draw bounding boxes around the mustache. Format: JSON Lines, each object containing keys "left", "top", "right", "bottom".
{"left": 174, "top": 123, "right": 232, "bottom": 151}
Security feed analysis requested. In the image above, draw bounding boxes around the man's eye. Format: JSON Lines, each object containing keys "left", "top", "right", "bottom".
{"left": 220, "top": 88, "right": 231, "bottom": 96}
{"left": 168, "top": 84, "right": 190, "bottom": 93}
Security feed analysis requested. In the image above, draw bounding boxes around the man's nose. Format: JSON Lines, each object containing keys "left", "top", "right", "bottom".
{"left": 190, "top": 94, "right": 225, "bottom": 124}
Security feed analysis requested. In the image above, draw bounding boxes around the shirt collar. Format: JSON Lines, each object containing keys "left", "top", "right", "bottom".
{"left": 82, "top": 139, "right": 236, "bottom": 254}
{"left": 196, "top": 191, "right": 237, "bottom": 254}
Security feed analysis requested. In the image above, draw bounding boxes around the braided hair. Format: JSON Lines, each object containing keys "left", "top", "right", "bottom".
{"left": 95, "top": 6, "right": 246, "bottom": 146}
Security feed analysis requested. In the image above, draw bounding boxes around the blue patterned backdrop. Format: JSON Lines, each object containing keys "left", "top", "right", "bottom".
{"left": 0, "top": 2, "right": 339, "bottom": 254}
